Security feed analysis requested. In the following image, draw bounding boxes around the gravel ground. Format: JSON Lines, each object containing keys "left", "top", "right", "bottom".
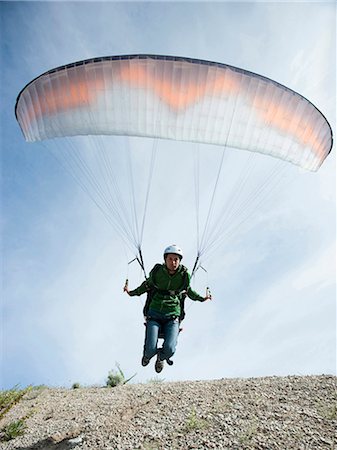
{"left": 0, "top": 375, "right": 336, "bottom": 450}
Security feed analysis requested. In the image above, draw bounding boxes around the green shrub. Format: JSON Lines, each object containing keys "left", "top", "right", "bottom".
{"left": 106, "top": 363, "right": 136, "bottom": 387}
{"left": 238, "top": 420, "right": 258, "bottom": 445}
{"left": 0, "top": 386, "right": 31, "bottom": 419}
{"left": 185, "top": 408, "right": 208, "bottom": 432}
{"left": 317, "top": 403, "right": 337, "bottom": 420}
{"left": 1, "top": 419, "right": 26, "bottom": 441}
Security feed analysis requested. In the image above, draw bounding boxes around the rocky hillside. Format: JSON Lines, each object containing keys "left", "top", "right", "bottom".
{"left": 0, "top": 375, "right": 336, "bottom": 449}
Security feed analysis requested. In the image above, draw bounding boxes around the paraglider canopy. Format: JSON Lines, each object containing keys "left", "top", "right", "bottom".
{"left": 15, "top": 54, "right": 333, "bottom": 172}
{"left": 15, "top": 54, "right": 334, "bottom": 275}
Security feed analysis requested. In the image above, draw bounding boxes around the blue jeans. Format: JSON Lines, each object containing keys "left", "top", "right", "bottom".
{"left": 143, "top": 310, "right": 180, "bottom": 361}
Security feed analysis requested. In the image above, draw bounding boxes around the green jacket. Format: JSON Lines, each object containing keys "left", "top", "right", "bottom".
{"left": 129, "top": 263, "right": 205, "bottom": 317}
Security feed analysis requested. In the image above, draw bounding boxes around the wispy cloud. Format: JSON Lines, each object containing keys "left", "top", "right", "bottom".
{"left": 188, "top": 241, "right": 336, "bottom": 379}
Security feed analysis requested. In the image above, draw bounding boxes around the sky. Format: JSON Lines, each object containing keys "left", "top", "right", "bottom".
{"left": 1, "top": 1, "right": 336, "bottom": 390}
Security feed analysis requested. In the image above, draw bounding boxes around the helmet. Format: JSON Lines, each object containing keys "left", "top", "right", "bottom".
{"left": 163, "top": 244, "right": 183, "bottom": 260}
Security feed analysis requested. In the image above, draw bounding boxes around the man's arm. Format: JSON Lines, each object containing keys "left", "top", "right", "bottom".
{"left": 185, "top": 272, "right": 211, "bottom": 301}
{"left": 128, "top": 280, "right": 150, "bottom": 296}
{"left": 123, "top": 264, "right": 159, "bottom": 296}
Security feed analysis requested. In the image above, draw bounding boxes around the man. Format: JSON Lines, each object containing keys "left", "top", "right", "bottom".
{"left": 124, "top": 245, "right": 212, "bottom": 372}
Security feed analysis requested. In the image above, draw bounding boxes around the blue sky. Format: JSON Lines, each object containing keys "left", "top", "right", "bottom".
{"left": 1, "top": 1, "right": 336, "bottom": 389}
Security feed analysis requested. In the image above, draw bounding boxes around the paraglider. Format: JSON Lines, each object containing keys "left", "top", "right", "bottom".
{"left": 15, "top": 54, "right": 333, "bottom": 370}
{"left": 124, "top": 245, "right": 211, "bottom": 372}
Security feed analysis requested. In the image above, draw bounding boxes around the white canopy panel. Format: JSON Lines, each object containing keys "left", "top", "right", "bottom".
{"left": 15, "top": 54, "right": 333, "bottom": 171}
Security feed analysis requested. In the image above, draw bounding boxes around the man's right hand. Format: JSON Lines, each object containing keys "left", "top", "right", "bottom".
{"left": 123, "top": 286, "right": 130, "bottom": 295}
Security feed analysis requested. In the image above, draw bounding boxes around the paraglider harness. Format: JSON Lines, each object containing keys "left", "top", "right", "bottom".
{"left": 143, "top": 263, "right": 189, "bottom": 339}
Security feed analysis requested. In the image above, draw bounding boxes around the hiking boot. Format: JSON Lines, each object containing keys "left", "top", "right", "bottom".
{"left": 155, "top": 354, "right": 164, "bottom": 373}
{"left": 166, "top": 358, "right": 174, "bottom": 366}
{"left": 141, "top": 355, "right": 150, "bottom": 367}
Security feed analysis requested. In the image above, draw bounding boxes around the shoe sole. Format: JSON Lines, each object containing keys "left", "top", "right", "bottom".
{"left": 155, "top": 364, "right": 163, "bottom": 373}
{"left": 155, "top": 357, "right": 164, "bottom": 373}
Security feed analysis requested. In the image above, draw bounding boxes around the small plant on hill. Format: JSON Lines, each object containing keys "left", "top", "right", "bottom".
{"left": 0, "top": 386, "right": 31, "bottom": 420}
{"left": 106, "top": 363, "right": 136, "bottom": 387}
{"left": 317, "top": 402, "right": 337, "bottom": 420}
{"left": 147, "top": 377, "right": 165, "bottom": 384}
{"left": 72, "top": 382, "right": 81, "bottom": 389}
{"left": 238, "top": 420, "right": 258, "bottom": 445}
{"left": 184, "top": 407, "right": 208, "bottom": 432}
{"left": 24, "top": 385, "right": 46, "bottom": 401}
{"left": 1, "top": 419, "right": 27, "bottom": 441}
{"left": 0, "top": 386, "right": 44, "bottom": 442}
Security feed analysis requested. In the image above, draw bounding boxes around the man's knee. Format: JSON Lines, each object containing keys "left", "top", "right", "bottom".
{"left": 163, "top": 341, "right": 176, "bottom": 359}
{"left": 144, "top": 346, "right": 158, "bottom": 359}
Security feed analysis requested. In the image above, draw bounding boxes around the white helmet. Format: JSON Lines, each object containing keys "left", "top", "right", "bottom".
{"left": 163, "top": 244, "right": 183, "bottom": 260}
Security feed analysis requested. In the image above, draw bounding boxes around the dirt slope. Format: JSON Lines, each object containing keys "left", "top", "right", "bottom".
{"left": 1, "top": 375, "right": 336, "bottom": 450}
